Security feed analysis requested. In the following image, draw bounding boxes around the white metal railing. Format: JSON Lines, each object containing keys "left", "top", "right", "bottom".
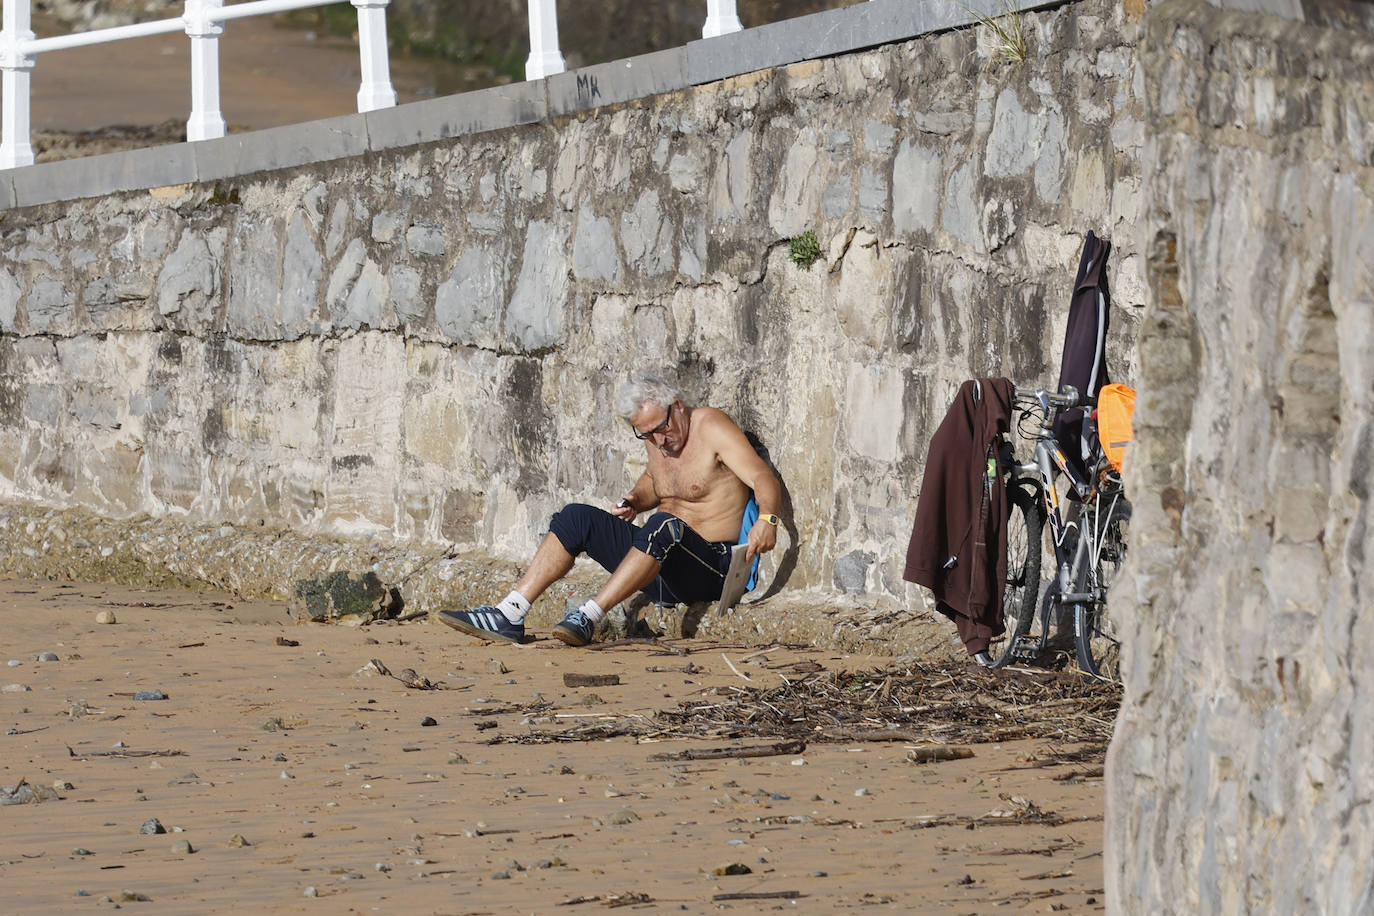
{"left": 523, "top": 0, "right": 746, "bottom": 80}
{"left": 0, "top": 0, "right": 790, "bottom": 170}
{"left": 0, "top": 0, "right": 396, "bottom": 169}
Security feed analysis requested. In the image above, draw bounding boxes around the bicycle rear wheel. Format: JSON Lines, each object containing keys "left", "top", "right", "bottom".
{"left": 988, "top": 481, "right": 1045, "bottom": 668}
{"left": 1073, "top": 495, "right": 1131, "bottom": 680}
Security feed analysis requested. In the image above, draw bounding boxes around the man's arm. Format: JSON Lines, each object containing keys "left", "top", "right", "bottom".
{"left": 702, "top": 409, "right": 783, "bottom": 560}
{"left": 611, "top": 470, "right": 659, "bottom": 521}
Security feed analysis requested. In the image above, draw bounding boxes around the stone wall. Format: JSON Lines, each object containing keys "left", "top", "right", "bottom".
{"left": 0, "top": 0, "right": 1143, "bottom": 627}
{"left": 1109, "top": 0, "right": 1374, "bottom": 910}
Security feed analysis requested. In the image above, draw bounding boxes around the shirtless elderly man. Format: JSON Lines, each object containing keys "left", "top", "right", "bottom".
{"left": 439, "top": 371, "right": 782, "bottom": 646}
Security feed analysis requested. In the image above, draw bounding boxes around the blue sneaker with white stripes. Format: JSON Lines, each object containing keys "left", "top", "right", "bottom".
{"left": 551, "top": 609, "right": 595, "bottom": 647}
{"left": 437, "top": 606, "right": 525, "bottom": 644}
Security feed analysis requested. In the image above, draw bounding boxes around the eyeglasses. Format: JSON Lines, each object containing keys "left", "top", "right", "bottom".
{"left": 632, "top": 403, "right": 674, "bottom": 440}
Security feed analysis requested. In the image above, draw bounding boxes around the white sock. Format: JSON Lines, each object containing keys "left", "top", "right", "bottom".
{"left": 579, "top": 599, "right": 605, "bottom": 624}
{"left": 498, "top": 591, "right": 531, "bottom": 624}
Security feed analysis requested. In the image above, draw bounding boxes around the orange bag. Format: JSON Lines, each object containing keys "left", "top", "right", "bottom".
{"left": 1096, "top": 383, "right": 1136, "bottom": 471}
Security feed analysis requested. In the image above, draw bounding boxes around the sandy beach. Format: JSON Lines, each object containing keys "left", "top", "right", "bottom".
{"left": 29, "top": 14, "right": 485, "bottom": 135}
{"left": 0, "top": 578, "right": 1111, "bottom": 914}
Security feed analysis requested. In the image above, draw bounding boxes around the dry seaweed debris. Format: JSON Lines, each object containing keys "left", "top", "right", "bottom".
{"left": 488, "top": 659, "right": 1120, "bottom": 746}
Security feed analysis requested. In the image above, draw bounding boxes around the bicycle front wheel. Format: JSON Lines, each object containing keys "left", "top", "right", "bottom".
{"left": 989, "top": 481, "right": 1045, "bottom": 668}
{"left": 1074, "top": 496, "right": 1131, "bottom": 680}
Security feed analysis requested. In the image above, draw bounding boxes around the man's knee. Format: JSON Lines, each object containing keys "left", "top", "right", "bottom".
{"left": 548, "top": 503, "right": 600, "bottom": 552}
{"left": 636, "top": 512, "right": 686, "bottom": 564}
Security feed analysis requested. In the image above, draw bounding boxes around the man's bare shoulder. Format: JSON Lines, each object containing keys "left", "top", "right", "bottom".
{"left": 692, "top": 406, "right": 743, "bottom": 435}
{"left": 692, "top": 409, "right": 747, "bottom": 444}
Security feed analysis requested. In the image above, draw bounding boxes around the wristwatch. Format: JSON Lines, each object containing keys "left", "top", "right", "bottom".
{"left": 760, "top": 514, "right": 781, "bottom": 526}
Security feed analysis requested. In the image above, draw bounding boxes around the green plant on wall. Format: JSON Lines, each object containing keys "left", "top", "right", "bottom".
{"left": 788, "top": 230, "right": 822, "bottom": 270}
{"left": 970, "top": 1, "right": 1028, "bottom": 64}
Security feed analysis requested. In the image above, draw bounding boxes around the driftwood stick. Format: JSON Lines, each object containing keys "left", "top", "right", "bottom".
{"left": 644, "top": 662, "right": 701, "bottom": 674}
{"left": 648, "top": 740, "right": 805, "bottom": 762}
{"left": 721, "top": 653, "right": 753, "bottom": 682}
{"left": 907, "top": 746, "right": 976, "bottom": 763}
{"left": 712, "top": 890, "right": 803, "bottom": 901}
{"left": 563, "top": 673, "right": 621, "bottom": 688}
{"left": 67, "top": 746, "right": 186, "bottom": 759}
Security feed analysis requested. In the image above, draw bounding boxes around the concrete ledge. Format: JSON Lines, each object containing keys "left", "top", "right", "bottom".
{"left": 195, "top": 113, "right": 369, "bottom": 183}
{"left": 547, "top": 47, "right": 689, "bottom": 117}
{"left": 363, "top": 80, "right": 548, "bottom": 150}
{"left": 10, "top": 141, "right": 197, "bottom": 208}
{"left": 0, "top": 0, "right": 1067, "bottom": 208}
{"left": 685, "top": 0, "right": 1054, "bottom": 86}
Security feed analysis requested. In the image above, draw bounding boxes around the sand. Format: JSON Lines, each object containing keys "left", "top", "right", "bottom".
{"left": 0, "top": 579, "right": 1107, "bottom": 913}
{"left": 29, "top": 14, "right": 486, "bottom": 134}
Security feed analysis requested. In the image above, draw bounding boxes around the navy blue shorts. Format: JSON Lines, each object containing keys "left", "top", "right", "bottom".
{"left": 547, "top": 503, "right": 734, "bottom": 604}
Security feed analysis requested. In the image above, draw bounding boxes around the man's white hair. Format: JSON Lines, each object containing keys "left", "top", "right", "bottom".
{"left": 616, "top": 371, "right": 682, "bottom": 420}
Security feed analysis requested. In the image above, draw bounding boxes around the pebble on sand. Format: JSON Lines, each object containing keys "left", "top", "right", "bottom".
{"left": 37, "top": 652, "right": 58, "bottom": 662}
{"left": 95, "top": 611, "right": 117, "bottom": 624}
{"left": 609, "top": 807, "right": 641, "bottom": 825}
{"left": 140, "top": 818, "right": 166, "bottom": 835}
{"left": 712, "top": 863, "right": 753, "bottom": 876}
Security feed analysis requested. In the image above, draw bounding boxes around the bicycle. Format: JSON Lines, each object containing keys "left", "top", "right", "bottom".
{"left": 987, "top": 385, "right": 1131, "bottom": 680}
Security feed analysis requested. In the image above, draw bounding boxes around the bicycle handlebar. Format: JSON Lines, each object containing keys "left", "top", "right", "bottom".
{"left": 1036, "top": 385, "right": 1082, "bottom": 412}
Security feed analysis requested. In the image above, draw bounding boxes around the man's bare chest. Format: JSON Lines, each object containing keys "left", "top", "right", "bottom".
{"left": 649, "top": 450, "right": 730, "bottom": 501}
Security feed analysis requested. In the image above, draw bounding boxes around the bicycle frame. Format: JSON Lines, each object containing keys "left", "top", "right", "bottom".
{"left": 1007, "top": 386, "right": 1121, "bottom": 659}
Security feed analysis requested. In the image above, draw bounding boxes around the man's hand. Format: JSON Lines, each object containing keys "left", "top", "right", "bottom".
{"left": 610, "top": 497, "right": 637, "bottom": 521}
{"left": 745, "top": 517, "right": 779, "bottom": 561}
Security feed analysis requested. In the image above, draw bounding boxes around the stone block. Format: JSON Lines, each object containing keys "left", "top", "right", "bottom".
{"left": 984, "top": 87, "right": 1039, "bottom": 179}
{"left": 0, "top": 268, "right": 20, "bottom": 332}
{"left": 892, "top": 141, "right": 943, "bottom": 235}
{"left": 280, "top": 214, "right": 323, "bottom": 336}
{"left": 390, "top": 265, "right": 425, "bottom": 326}
{"left": 195, "top": 114, "right": 367, "bottom": 184}
{"left": 406, "top": 224, "right": 446, "bottom": 257}
{"left": 326, "top": 239, "right": 387, "bottom": 330}
{"left": 291, "top": 570, "right": 401, "bottom": 622}
{"left": 844, "top": 364, "right": 904, "bottom": 462}
{"left": 363, "top": 82, "right": 547, "bottom": 151}
{"left": 404, "top": 392, "right": 461, "bottom": 468}
{"left": 767, "top": 127, "right": 823, "bottom": 237}
{"left": 157, "top": 231, "right": 220, "bottom": 321}
{"left": 547, "top": 48, "right": 689, "bottom": 117}
{"left": 435, "top": 244, "right": 506, "bottom": 348}
{"left": 573, "top": 205, "right": 622, "bottom": 282}
{"left": 620, "top": 190, "right": 673, "bottom": 276}
{"left": 505, "top": 220, "right": 569, "bottom": 351}
{"left": 833, "top": 549, "right": 874, "bottom": 594}
{"left": 225, "top": 215, "right": 285, "bottom": 340}
{"left": 834, "top": 229, "right": 893, "bottom": 348}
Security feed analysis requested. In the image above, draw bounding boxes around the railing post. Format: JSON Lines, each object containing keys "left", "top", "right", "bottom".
{"left": 0, "top": 0, "right": 36, "bottom": 169}
{"left": 183, "top": 0, "right": 225, "bottom": 141}
{"left": 702, "top": 0, "right": 742, "bottom": 38}
{"left": 352, "top": 0, "right": 395, "bottom": 112}
{"left": 524, "top": 0, "right": 564, "bottom": 80}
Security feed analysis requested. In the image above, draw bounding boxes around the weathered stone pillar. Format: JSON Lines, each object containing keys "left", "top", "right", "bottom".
{"left": 1110, "top": 0, "right": 1374, "bottom": 910}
